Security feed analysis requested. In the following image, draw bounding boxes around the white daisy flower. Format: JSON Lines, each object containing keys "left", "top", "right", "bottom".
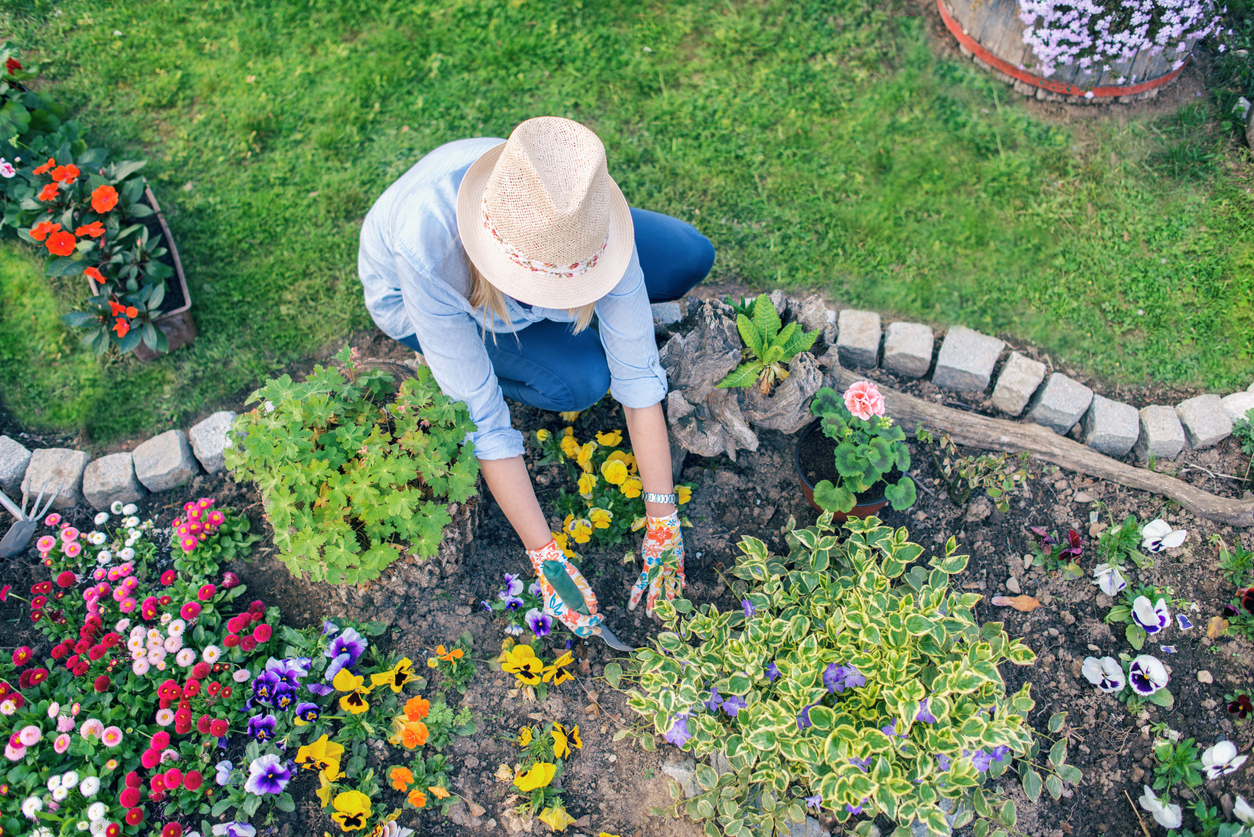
{"left": 61, "top": 770, "right": 78, "bottom": 787}
{"left": 121, "top": 503, "right": 138, "bottom": 515}
{"left": 87, "top": 531, "right": 107, "bottom": 545}
{"left": 110, "top": 501, "right": 124, "bottom": 515}
{"left": 176, "top": 648, "right": 196, "bottom": 667}
{"left": 118, "top": 547, "right": 135, "bottom": 561}
{"left": 202, "top": 645, "right": 221, "bottom": 663}
{"left": 168, "top": 619, "right": 186, "bottom": 637}
{"left": 79, "top": 776, "right": 99, "bottom": 796}
{"left": 21, "top": 796, "right": 42, "bottom": 819}
{"left": 86, "top": 801, "right": 107, "bottom": 821}
{"left": 94, "top": 512, "right": 109, "bottom": 526}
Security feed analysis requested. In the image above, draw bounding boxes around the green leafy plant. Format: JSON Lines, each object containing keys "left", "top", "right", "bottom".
{"left": 1234, "top": 407, "right": 1254, "bottom": 485}
{"left": 1152, "top": 736, "right": 1204, "bottom": 791}
{"left": 717, "top": 294, "right": 819, "bottom": 395}
{"left": 808, "top": 384, "right": 917, "bottom": 514}
{"left": 1093, "top": 508, "right": 1152, "bottom": 569}
{"left": 621, "top": 513, "right": 1079, "bottom": 837}
{"left": 915, "top": 426, "right": 1027, "bottom": 513}
{"left": 1214, "top": 536, "right": 1254, "bottom": 639}
{"left": 224, "top": 347, "right": 480, "bottom": 585}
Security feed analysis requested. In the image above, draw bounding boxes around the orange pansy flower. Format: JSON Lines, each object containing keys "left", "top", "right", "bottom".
{"left": 29, "top": 221, "right": 60, "bottom": 241}
{"left": 84, "top": 267, "right": 105, "bottom": 283}
{"left": 113, "top": 318, "right": 130, "bottom": 338}
{"left": 91, "top": 185, "right": 119, "bottom": 214}
{"left": 32, "top": 158, "right": 55, "bottom": 175}
{"left": 38, "top": 183, "right": 61, "bottom": 202}
{"left": 428, "top": 785, "right": 450, "bottom": 800}
{"left": 404, "top": 696, "right": 430, "bottom": 721}
{"left": 389, "top": 766, "right": 414, "bottom": 791}
{"left": 407, "top": 789, "right": 427, "bottom": 809}
{"left": 45, "top": 231, "right": 76, "bottom": 256}
{"left": 75, "top": 221, "right": 105, "bottom": 239}
{"left": 435, "top": 645, "right": 463, "bottom": 661}
{"left": 400, "top": 721, "right": 428, "bottom": 749}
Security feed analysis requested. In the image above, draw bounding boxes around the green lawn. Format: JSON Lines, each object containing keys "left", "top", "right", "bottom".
{"left": 1, "top": 0, "right": 1251, "bottom": 444}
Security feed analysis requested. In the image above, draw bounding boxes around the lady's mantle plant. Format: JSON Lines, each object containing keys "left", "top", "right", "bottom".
{"left": 809, "top": 383, "right": 916, "bottom": 515}
{"left": 621, "top": 514, "right": 1074, "bottom": 837}
{"left": 225, "top": 347, "right": 479, "bottom": 585}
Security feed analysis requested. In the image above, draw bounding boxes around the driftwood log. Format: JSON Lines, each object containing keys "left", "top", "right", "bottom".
{"left": 827, "top": 366, "right": 1254, "bottom": 528}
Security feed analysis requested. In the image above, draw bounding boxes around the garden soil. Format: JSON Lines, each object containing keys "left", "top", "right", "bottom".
{"left": 3, "top": 307, "right": 1253, "bottom": 837}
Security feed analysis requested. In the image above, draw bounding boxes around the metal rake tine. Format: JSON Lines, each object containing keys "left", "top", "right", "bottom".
{"left": 24, "top": 478, "right": 52, "bottom": 519}
{"left": 34, "top": 481, "right": 63, "bottom": 521}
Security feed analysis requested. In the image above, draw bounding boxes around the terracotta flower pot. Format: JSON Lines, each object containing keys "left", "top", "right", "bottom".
{"left": 794, "top": 418, "right": 897, "bottom": 521}
{"left": 85, "top": 183, "right": 196, "bottom": 361}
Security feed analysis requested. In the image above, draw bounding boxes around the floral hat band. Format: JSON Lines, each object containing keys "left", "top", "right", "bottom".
{"left": 481, "top": 193, "right": 607, "bottom": 280}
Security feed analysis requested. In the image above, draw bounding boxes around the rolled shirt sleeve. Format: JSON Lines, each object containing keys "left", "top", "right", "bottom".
{"left": 595, "top": 246, "right": 669, "bottom": 409}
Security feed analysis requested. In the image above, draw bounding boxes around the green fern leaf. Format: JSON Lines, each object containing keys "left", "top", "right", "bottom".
{"left": 752, "top": 294, "right": 782, "bottom": 345}
{"left": 736, "top": 313, "right": 765, "bottom": 360}
{"left": 718, "top": 361, "right": 763, "bottom": 388}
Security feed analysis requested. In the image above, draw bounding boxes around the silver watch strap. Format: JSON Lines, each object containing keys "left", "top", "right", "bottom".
{"left": 641, "top": 491, "right": 678, "bottom": 505}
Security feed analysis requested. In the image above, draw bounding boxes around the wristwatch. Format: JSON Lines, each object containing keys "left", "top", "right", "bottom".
{"left": 641, "top": 491, "right": 678, "bottom": 506}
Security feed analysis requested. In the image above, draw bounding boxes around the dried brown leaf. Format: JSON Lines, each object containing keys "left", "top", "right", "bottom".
{"left": 1207, "top": 616, "right": 1229, "bottom": 639}
{"left": 991, "top": 595, "right": 1043, "bottom": 612}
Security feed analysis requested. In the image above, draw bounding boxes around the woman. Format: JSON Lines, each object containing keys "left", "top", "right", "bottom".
{"left": 358, "top": 117, "right": 714, "bottom": 643}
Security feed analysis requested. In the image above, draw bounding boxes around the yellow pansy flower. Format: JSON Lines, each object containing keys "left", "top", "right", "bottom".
{"left": 559, "top": 410, "right": 582, "bottom": 423}
{"left": 620, "top": 477, "right": 642, "bottom": 499}
{"left": 513, "top": 762, "right": 557, "bottom": 792}
{"left": 330, "top": 790, "right": 371, "bottom": 832}
{"left": 630, "top": 516, "right": 646, "bottom": 532}
{"left": 332, "top": 668, "right": 373, "bottom": 714}
{"left": 676, "top": 485, "right": 692, "bottom": 504}
{"left": 600, "top": 458, "right": 628, "bottom": 486}
{"left": 501, "top": 644, "right": 544, "bottom": 686}
{"left": 543, "top": 650, "right": 575, "bottom": 685}
{"left": 595, "top": 429, "right": 623, "bottom": 447}
{"left": 605, "top": 449, "right": 637, "bottom": 474}
{"left": 296, "top": 734, "right": 345, "bottom": 781}
{"left": 316, "top": 773, "right": 334, "bottom": 808}
{"left": 539, "top": 802, "right": 577, "bottom": 832}
{"left": 562, "top": 723, "right": 582, "bottom": 751}
{"left": 589, "top": 508, "right": 613, "bottom": 529}
{"left": 535, "top": 429, "right": 551, "bottom": 442}
{"left": 553, "top": 531, "right": 576, "bottom": 558}
{"left": 370, "top": 657, "right": 416, "bottom": 693}
{"left": 576, "top": 441, "right": 598, "bottom": 473}
{"left": 578, "top": 472, "right": 597, "bottom": 497}
{"left": 569, "top": 518, "right": 593, "bottom": 544}
{"left": 552, "top": 725, "right": 570, "bottom": 759}
{"left": 517, "top": 726, "right": 533, "bottom": 747}
{"left": 560, "top": 433, "right": 580, "bottom": 458}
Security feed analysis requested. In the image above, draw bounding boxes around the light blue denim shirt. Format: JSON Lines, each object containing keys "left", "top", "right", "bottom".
{"left": 358, "top": 137, "right": 667, "bottom": 461}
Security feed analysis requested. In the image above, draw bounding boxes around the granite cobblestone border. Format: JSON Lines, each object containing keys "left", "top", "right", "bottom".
{"left": 2, "top": 300, "right": 1251, "bottom": 515}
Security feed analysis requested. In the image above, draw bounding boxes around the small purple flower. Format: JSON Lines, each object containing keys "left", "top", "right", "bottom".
{"left": 936, "top": 753, "right": 952, "bottom": 772}
{"left": 498, "top": 573, "right": 524, "bottom": 608}
{"left": 325, "top": 627, "right": 366, "bottom": 666}
{"left": 804, "top": 793, "right": 822, "bottom": 811}
{"left": 321, "top": 620, "right": 339, "bottom": 636}
{"left": 1160, "top": 645, "right": 1176, "bottom": 654}
{"left": 705, "top": 686, "right": 723, "bottom": 713}
{"left": 721, "top": 696, "right": 747, "bottom": 717}
{"left": 294, "top": 702, "right": 319, "bottom": 724}
{"left": 665, "top": 713, "right": 692, "bottom": 748}
{"left": 246, "top": 714, "right": 277, "bottom": 743}
{"left": 846, "top": 798, "right": 867, "bottom": 815}
{"left": 970, "top": 749, "right": 994, "bottom": 773}
{"left": 272, "top": 683, "right": 297, "bottom": 711}
{"left": 823, "top": 664, "right": 866, "bottom": 694}
{"left": 306, "top": 682, "right": 335, "bottom": 697}
{"left": 243, "top": 753, "right": 291, "bottom": 795}
{"left": 916, "top": 698, "right": 936, "bottom": 724}
{"left": 528, "top": 580, "right": 543, "bottom": 598}
{"left": 882, "top": 721, "right": 907, "bottom": 743}
{"left": 765, "top": 662, "right": 780, "bottom": 682}
{"left": 742, "top": 599, "right": 757, "bottom": 618}
{"left": 797, "top": 703, "right": 816, "bottom": 730}
{"left": 524, "top": 608, "right": 552, "bottom": 638}
{"left": 480, "top": 600, "right": 492, "bottom": 613}
{"left": 990, "top": 745, "right": 1010, "bottom": 764}
{"left": 849, "top": 756, "right": 872, "bottom": 772}
{"left": 1059, "top": 529, "right": 1084, "bottom": 561}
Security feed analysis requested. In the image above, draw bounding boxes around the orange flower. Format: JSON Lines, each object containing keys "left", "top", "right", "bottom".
{"left": 113, "top": 318, "right": 130, "bottom": 338}
{"left": 45, "top": 231, "right": 77, "bottom": 256}
{"left": 389, "top": 766, "right": 414, "bottom": 791}
{"left": 29, "top": 221, "right": 60, "bottom": 241}
{"left": 51, "top": 164, "right": 79, "bottom": 185}
{"left": 125, "top": 306, "right": 138, "bottom": 318}
{"left": 404, "top": 696, "right": 430, "bottom": 721}
{"left": 91, "top": 185, "right": 119, "bottom": 214}
{"left": 428, "top": 785, "right": 450, "bottom": 800}
{"left": 435, "top": 645, "right": 463, "bottom": 661}
{"left": 32, "top": 158, "right": 55, "bottom": 175}
{"left": 407, "top": 789, "right": 427, "bottom": 809}
{"left": 84, "top": 267, "right": 105, "bottom": 283}
{"left": 400, "top": 721, "right": 428, "bottom": 749}
{"left": 109, "top": 299, "right": 125, "bottom": 317}
{"left": 38, "top": 183, "right": 61, "bottom": 202}
{"left": 75, "top": 221, "right": 105, "bottom": 239}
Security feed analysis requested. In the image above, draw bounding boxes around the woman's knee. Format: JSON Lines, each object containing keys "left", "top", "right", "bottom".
{"left": 562, "top": 364, "right": 612, "bottom": 412}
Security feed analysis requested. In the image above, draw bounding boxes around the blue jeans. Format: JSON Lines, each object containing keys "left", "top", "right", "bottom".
{"left": 398, "top": 207, "right": 714, "bottom": 412}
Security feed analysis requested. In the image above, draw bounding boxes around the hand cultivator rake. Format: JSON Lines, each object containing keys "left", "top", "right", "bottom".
{"left": 0, "top": 479, "right": 63, "bottom": 558}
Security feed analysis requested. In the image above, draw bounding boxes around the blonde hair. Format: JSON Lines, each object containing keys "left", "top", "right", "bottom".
{"left": 468, "top": 263, "right": 597, "bottom": 334}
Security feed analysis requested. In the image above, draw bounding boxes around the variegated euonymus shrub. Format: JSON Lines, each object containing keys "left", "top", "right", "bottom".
{"left": 624, "top": 514, "right": 1060, "bottom": 837}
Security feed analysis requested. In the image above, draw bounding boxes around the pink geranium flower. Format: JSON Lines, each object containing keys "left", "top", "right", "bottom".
{"left": 843, "top": 381, "right": 886, "bottom": 421}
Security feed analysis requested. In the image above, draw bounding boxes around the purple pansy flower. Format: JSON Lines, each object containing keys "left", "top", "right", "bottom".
{"left": 1176, "top": 614, "right": 1193, "bottom": 631}
{"left": 498, "top": 573, "right": 525, "bottom": 610}
{"left": 246, "top": 714, "right": 277, "bottom": 743}
{"left": 306, "top": 682, "right": 335, "bottom": 697}
{"left": 324, "top": 627, "right": 366, "bottom": 681}
{"left": 1129, "top": 655, "right": 1169, "bottom": 696}
{"left": 524, "top": 608, "right": 552, "bottom": 638}
{"left": 1132, "top": 596, "right": 1171, "bottom": 635}
{"left": 243, "top": 753, "right": 291, "bottom": 795}
{"left": 321, "top": 620, "right": 339, "bottom": 636}
{"left": 215, "top": 823, "right": 256, "bottom": 837}
{"left": 480, "top": 600, "right": 493, "bottom": 613}
{"left": 214, "top": 759, "right": 233, "bottom": 786}
{"left": 294, "top": 702, "right": 319, "bottom": 724}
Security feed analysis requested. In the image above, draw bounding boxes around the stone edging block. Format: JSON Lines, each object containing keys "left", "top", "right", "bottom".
{"left": 1080, "top": 395, "right": 1140, "bottom": 457}
{"left": 1220, "top": 391, "right": 1254, "bottom": 424}
{"left": 133, "top": 430, "right": 199, "bottom": 493}
{"left": 990, "top": 352, "right": 1045, "bottom": 416}
{"left": 1176, "top": 394, "right": 1232, "bottom": 449}
{"left": 22, "top": 448, "right": 90, "bottom": 510}
{"left": 83, "top": 453, "right": 148, "bottom": 511}
{"left": 0, "top": 435, "right": 31, "bottom": 497}
{"left": 836, "top": 309, "right": 882, "bottom": 369}
{"left": 1133, "top": 406, "right": 1185, "bottom": 462}
{"left": 932, "top": 327, "right": 1004, "bottom": 394}
{"left": 189, "top": 411, "right": 238, "bottom": 475}
{"left": 1024, "top": 373, "right": 1093, "bottom": 434}
{"left": 882, "top": 322, "right": 933, "bottom": 379}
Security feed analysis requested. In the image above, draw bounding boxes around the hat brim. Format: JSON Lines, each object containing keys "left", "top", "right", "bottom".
{"left": 456, "top": 141, "right": 634, "bottom": 309}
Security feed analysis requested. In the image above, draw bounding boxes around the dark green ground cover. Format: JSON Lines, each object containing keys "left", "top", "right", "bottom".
{"left": 0, "top": 0, "right": 1250, "bottom": 443}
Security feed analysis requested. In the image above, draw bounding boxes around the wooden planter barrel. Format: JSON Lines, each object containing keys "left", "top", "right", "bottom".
{"left": 938, "top": 0, "right": 1195, "bottom": 102}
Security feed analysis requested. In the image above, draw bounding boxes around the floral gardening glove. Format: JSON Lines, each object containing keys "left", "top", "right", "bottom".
{"left": 629, "top": 511, "right": 685, "bottom": 615}
{"left": 527, "top": 539, "right": 604, "bottom": 639}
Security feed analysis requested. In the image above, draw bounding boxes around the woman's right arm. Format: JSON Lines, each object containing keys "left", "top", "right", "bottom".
{"left": 477, "top": 456, "right": 551, "bottom": 551}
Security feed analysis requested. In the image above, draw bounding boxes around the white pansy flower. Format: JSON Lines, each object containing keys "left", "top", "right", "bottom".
{"left": 1141, "top": 519, "right": 1187, "bottom": 552}
{"left": 1131, "top": 596, "right": 1170, "bottom": 634}
{"left": 1236, "top": 795, "right": 1254, "bottom": 824}
{"left": 1139, "top": 785, "right": 1182, "bottom": 828}
{"left": 1128, "top": 655, "right": 1169, "bottom": 696}
{"left": 1081, "top": 656, "right": 1126, "bottom": 692}
{"left": 1201, "top": 740, "right": 1248, "bottom": 780}
{"left": 1092, "top": 563, "right": 1127, "bottom": 596}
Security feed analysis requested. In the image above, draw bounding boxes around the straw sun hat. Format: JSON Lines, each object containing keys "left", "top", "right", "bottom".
{"left": 456, "top": 116, "right": 634, "bottom": 309}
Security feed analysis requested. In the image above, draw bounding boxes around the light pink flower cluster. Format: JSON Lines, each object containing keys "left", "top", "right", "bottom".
{"left": 843, "top": 381, "right": 887, "bottom": 421}
{"left": 171, "top": 498, "right": 225, "bottom": 554}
